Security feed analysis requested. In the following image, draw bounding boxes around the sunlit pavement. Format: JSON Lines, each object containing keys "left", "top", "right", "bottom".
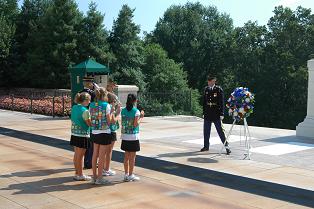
{"left": 0, "top": 110, "right": 313, "bottom": 209}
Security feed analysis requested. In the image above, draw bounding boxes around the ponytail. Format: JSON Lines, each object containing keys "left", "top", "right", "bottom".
{"left": 95, "top": 87, "right": 107, "bottom": 102}
{"left": 107, "top": 92, "right": 117, "bottom": 104}
{"left": 126, "top": 94, "right": 137, "bottom": 111}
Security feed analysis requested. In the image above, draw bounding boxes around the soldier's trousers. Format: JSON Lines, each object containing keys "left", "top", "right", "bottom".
{"left": 203, "top": 119, "right": 228, "bottom": 148}
{"left": 84, "top": 141, "right": 93, "bottom": 169}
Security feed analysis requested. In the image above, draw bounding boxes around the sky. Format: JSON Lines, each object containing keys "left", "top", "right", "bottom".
{"left": 19, "top": 0, "right": 314, "bottom": 35}
{"left": 74, "top": 0, "right": 313, "bottom": 36}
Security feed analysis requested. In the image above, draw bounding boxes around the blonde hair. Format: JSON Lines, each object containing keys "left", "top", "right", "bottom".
{"left": 74, "top": 92, "right": 91, "bottom": 104}
{"left": 95, "top": 87, "right": 108, "bottom": 102}
{"left": 107, "top": 92, "right": 117, "bottom": 104}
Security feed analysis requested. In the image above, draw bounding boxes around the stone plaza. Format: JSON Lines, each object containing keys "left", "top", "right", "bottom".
{"left": 0, "top": 109, "right": 313, "bottom": 209}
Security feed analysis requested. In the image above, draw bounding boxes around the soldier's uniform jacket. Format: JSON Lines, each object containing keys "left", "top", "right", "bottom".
{"left": 203, "top": 85, "right": 225, "bottom": 121}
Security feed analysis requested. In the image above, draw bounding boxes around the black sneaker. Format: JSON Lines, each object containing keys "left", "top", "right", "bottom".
{"left": 200, "top": 147, "right": 209, "bottom": 152}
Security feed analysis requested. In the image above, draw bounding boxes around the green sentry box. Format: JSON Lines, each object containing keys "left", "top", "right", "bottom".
{"left": 69, "top": 58, "right": 110, "bottom": 105}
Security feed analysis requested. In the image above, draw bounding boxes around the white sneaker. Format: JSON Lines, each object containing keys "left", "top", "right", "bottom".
{"left": 90, "top": 177, "right": 96, "bottom": 184}
{"left": 73, "top": 175, "right": 91, "bottom": 181}
{"left": 123, "top": 174, "right": 129, "bottom": 182}
{"left": 127, "top": 174, "right": 140, "bottom": 182}
{"left": 95, "top": 177, "right": 109, "bottom": 185}
{"left": 103, "top": 169, "right": 116, "bottom": 176}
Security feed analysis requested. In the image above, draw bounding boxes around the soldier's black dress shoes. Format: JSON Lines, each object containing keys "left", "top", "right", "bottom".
{"left": 200, "top": 147, "right": 209, "bottom": 152}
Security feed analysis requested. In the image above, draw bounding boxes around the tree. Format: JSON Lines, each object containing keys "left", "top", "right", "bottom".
{"left": 0, "top": 0, "right": 18, "bottom": 21}
{"left": 152, "top": 2, "right": 234, "bottom": 90}
{"left": 143, "top": 43, "right": 188, "bottom": 92}
{"left": 77, "top": 1, "right": 111, "bottom": 64}
{"left": 25, "top": 0, "right": 83, "bottom": 88}
{"left": 109, "top": 4, "right": 140, "bottom": 58}
{"left": 108, "top": 4, "right": 146, "bottom": 90}
{"left": 260, "top": 6, "right": 313, "bottom": 128}
{"left": 10, "top": 0, "right": 51, "bottom": 86}
{"left": 0, "top": 15, "right": 15, "bottom": 59}
{"left": 0, "top": 0, "right": 18, "bottom": 87}
{"left": 141, "top": 43, "right": 202, "bottom": 116}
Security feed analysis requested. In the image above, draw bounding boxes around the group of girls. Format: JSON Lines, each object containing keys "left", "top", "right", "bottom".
{"left": 70, "top": 87, "right": 144, "bottom": 184}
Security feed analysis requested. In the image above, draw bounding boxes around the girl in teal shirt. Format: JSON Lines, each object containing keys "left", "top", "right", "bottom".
{"left": 121, "top": 94, "right": 144, "bottom": 182}
{"left": 70, "top": 92, "right": 92, "bottom": 181}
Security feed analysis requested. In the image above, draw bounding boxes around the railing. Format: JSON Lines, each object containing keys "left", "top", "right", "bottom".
{"left": 137, "top": 90, "right": 192, "bottom": 116}
{"left": 0, "top": 88, "right": 71, "bottom": 117}
{"left": 0, "top": 88, "right": 193, "bottom": 117}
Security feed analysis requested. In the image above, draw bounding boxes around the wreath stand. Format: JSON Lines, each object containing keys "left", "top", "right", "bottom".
{"left": 219, "top": 118, "right": 253, "bottom": 160}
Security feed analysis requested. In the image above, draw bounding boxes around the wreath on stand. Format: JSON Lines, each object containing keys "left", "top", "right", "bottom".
{"left": 226, "top": 87, "right": 255, "bottom": 121}
{"left": 224, "top": 87, "right": 255, "bottom": 159}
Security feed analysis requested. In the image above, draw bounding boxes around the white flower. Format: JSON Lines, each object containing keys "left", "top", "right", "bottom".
{"left": 245, "top": 98, "right": 250, "bottom": 103}
{"left": 233, "top": 112, "right": 238, "bottom": 116}
{"left": 247, "top": 106, "right": 250, "bottom": 109}
{"left": 239, "top": 108, "right": 245, "bottom": 114}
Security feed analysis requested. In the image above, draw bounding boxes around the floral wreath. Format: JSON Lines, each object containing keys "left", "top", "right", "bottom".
{"left": 226, "top": 87, "right": 255, "bottom": 121}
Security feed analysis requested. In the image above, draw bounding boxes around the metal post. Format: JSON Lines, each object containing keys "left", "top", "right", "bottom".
{"left": 219, "top": 119, "right": 236, "bottom": 155}
{"left": 30, "top": 93, "right": 33, "bottom": 114}
{"left": 62, "top": 93, "right": 65, "bottom": 116}
{"left": 243, "top": 118, "right": 252, "bottom": 160}
{"left": 190, "top": 90, "right": 192, "bottom": 114}
{"left": 174, "top": 92, "right": 177, "bottom": 115}
{"left": 11, "top": 95, "right": 14, "bottom": 111}
{"left": 52, "top": 95, "right": 55, "bottom": 117}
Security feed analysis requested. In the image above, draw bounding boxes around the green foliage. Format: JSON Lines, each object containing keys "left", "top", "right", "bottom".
{"left": 0, "top": 15, "right": 15, "bottom": 59}
{"left": 152, "top": 2, "right": 234, "bottom": 90}
{"left": 108, "top": 5, "right": 146, "bottom": 91}
{"left": 77, "top": 1, "right": 111, "bottom": 64}
{"left": 140, "top": 43, "right": 202, "bottom": 116}
{"left": 25, "top": 0, "right": 83, "bottom": 88}
{"left": 0, "top": 0, "right": 19, "bottom": 21}
{"left": 143, "top": 43, "right": 188, "bottom": 92}
{"left": 109, "top": 4, "right": 140, "bottom": 54}
{"left": 0, "top": 1, "right": 313, "bottom": 129}
{"left": 11, "top": 0, "right": 52, "bottom": 86}
{"left": 0, "top": 0, "right": 18, "bottom": 86}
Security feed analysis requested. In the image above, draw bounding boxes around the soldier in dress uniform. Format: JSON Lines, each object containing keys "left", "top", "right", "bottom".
{"left": 80, "top": 76, "right": 96, "bottom": 169}
{"left": 200, "top": 75, "right": 231, "bottom": 155}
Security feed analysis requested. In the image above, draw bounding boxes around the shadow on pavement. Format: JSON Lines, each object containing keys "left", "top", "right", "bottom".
{"left": 1, "top": 126, "right": 314, "bottom": 208}
{"left": 0, "top": 176, "right": 124, "bottom": 195}
{"left": 0, "top": 168, "right": 74, "bottom": 178}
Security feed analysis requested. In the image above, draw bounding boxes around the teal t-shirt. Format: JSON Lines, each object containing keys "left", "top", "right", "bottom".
{"left": 71, "top": 104, "right": 90, "bottom": 137}
{"left": 121, "top": 107, "right": 140, "bottom": 134}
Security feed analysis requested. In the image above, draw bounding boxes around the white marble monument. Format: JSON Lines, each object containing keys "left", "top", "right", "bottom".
{"left": 296, "top": 59, "right": 314, "bottom": 138}
{"left": 115, "top": 85, "right": 139, "bottom": 107}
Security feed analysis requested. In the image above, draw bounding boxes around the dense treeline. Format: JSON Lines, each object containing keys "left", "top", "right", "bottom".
{"left": 0, "top": 0, "right": 313, "bottom": 129}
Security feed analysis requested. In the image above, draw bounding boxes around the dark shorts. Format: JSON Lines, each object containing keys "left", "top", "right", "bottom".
{"left": 121, "top": 140, "right": 140, "bottom": 152}
{"left": 91, "top": 133, "right": 111, "bottom": 145}
{"left": 110, "top": 132, "right": 117, "bottom": 142}
{"left": 70, "top": 135, "right": 90, "bottom": 149}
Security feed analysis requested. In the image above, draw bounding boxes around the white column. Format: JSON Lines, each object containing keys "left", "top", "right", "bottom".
{"left": 296, "top": 59, "right": 314, "bottom": 138}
